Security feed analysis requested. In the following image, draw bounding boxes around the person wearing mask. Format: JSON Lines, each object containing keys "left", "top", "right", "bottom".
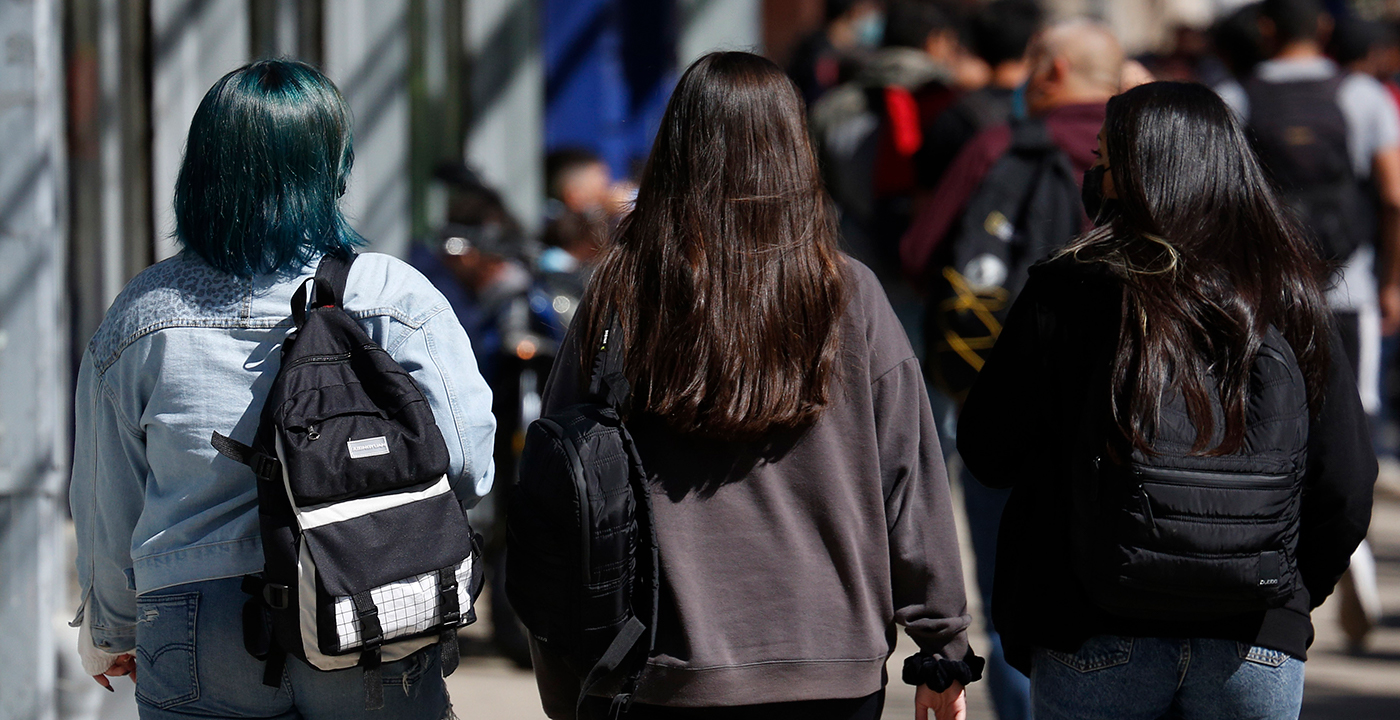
{"left": 914, "top": 0, "right": 1043, "bottom": 196}
{"left": 896, "top": 21, "right": 1123, "bottom": 720}
{"left": 810, "top": 0, "right": 967, "bottom": 278}
{"left": 787, "top": 0, "right": 886, "bottom": 107}
{"left": 1217, "top": 0, "right": 1400, "bottom": 654}
{"left": 528, "top": 51, "right": 980, "bottom": 720}
{"left": 958, "top": 80, "right": 1374, "bottom": 720}
{"left": 70, "top": 60, "right": 496, "bottom": 719}
{"left": 540, "top": 148, "right": 633, "bottom": 282}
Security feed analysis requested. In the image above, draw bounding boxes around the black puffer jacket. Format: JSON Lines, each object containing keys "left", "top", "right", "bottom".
{"left": 958, "top": 256, "right": 1376, "bottom": 673}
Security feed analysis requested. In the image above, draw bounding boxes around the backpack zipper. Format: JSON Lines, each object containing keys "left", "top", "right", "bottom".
{"left": 283, "top": 351, "right": 353, "bottom": 371}
{"left": 1132, "top": 466, "right": 1294, "bottom": 490}
{"left": 1138, "top": 486, "right": 1156, "bottom": 529}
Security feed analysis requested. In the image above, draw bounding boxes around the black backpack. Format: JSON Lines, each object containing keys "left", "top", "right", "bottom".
{"left": 1246, "top": 74, "right": 1375, "bottom": 263}
{"left": 505, "top": 321, "right": 659, "bottom": 719}
{"left": 211, "top": 253, "right": 482, "bottom": 709}
{"left": 925, "top": 118, "right": 1082, "bottom": 401}
{"left": 1071, "top": 325, "right": 1309, "bottom": 620}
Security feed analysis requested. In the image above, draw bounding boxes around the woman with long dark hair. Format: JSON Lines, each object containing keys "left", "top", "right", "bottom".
{"left": 958, "top": 81, "right": 1375, "bottom": 719}
{"left": 529, "top": 52, "right": 980, "bottom": 719}
{"left": 70, "top": 60, "right": 495, "bottom": 719}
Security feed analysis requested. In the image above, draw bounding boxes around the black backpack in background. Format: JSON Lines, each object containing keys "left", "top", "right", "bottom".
{"left": 1246, "top": 74, "right": 1375, "bottom": 264}
{"left": 211, "top": 253, "right": 482, "bottom": 710}
{"left": 505, "top": 321, "right": 659, "bottom": 719}
{"left": 925, "top": 118, "right": 1082, "bottom": 402}
{"left": 1071, "top": 325, "right": 1309, "bottom": 620}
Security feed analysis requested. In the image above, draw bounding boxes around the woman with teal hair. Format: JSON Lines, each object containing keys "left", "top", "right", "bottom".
{"left": 70, "top": 60, "right": 495, "bottom": 719}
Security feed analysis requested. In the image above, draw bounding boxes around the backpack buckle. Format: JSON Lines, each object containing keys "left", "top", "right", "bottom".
{"left": 356, "top": 606, "right": 383, "bottom": 648}
{"left": 262, "top": 583, "right": 290, "bottom": 610}
{"left": 252, "top": 454, "right": 281, "bottom": 481}
{"left": 440, "top": 578, "right": 460, "bottom": 626}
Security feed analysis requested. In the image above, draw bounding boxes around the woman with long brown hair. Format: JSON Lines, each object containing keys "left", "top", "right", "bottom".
{"left": 527, "top": 52, "right": 980, "bottom": 719}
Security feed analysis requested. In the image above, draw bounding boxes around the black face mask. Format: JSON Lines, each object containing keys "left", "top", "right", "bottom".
{"left": 1082, "top": 164, "right": 1117, "bottom": 225}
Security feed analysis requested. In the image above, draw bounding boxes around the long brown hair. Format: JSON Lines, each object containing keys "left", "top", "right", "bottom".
{"left": 1062, "top": 82, "right": 1332, "bottom": 455}
{"left": 577, "top": 52, "right": 848, "bottom": 440}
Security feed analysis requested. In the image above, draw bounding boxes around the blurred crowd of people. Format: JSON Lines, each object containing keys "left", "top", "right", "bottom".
{"left": 404, "top": 1, "right": 1400, "bottom": 715}
{"left": 783, "top": 1, "right": 1400, "bottom": 719}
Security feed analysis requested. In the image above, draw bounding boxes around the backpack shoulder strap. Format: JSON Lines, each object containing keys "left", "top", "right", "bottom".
{"left": 587, "top": 313, "right": 630, "bottom": 409}
{"left": 1007, "top": 117, "right": 1056, "bottom": 154}
{"left": 290, "top": 253, "right": 357, "bottom": 328}
{"left": 315, "top": 252, "right": 357, "bottom": 307}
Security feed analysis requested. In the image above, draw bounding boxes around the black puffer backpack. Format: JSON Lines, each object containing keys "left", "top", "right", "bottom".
{"left": 506, "top": 320, "right": 659, "bottom": 719}
{"left": 1073, "top": 325, "right": 1310, "bottom": 620}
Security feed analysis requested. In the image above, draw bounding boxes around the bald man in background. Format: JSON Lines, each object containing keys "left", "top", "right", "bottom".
{"left": 897, "top": 20, "right": 1126, "bottom": 720}
{"left": 900, "top": 20, "right": 1125, "bottom": 279}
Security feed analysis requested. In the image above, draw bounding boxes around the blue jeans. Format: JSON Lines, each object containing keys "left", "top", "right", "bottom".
{"left": 962, "top": 470, "right": 1032, "bottom": 720}
{"left": 1030, "top": 636, "right": 1304, "bottom": 720}
{"left": 133, "top": 578, "right": 451, "bottom": 720}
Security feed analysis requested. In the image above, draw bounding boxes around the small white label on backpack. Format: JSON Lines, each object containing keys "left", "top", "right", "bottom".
{"left": 347, "top": 436, "right": 390, "bottom": 459}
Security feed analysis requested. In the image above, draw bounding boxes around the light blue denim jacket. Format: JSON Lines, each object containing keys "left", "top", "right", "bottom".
{"left": 70, "top": 251, "right": 496, "bottom": 654}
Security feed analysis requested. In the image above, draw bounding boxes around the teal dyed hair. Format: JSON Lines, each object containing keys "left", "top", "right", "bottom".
{"left": 174, "top": 60, "right": 362, "bottom": 277}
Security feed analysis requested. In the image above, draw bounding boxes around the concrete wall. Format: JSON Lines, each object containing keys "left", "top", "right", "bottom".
{"left": 0, "top": 1, "right": 68, "bottom": 718}
{"left": 466, "top": 0, "right": 544, "bottom": 233}
{"left": 325, "top": 0, "right": 413, "bottom": 256}
{"left": 149, "top": 0, "right": 249, "bottom": 260}
{"left": 678, "top": 0, "right": 762, "bottom": 67}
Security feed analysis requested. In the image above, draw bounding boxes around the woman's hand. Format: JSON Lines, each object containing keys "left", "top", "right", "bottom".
{"left": 915, "top": 681, "right": 966, "bottom": 720}
{"left": 92, "top": 654, "right": 137, "bottom": 692}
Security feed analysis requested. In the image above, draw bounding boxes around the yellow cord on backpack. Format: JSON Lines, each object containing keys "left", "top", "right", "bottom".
{"left": 936, "top": 267, "right": 1008, "bottom": 372}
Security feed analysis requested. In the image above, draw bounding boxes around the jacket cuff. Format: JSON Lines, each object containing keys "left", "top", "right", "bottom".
{"left": 89, "top": 620, "right": 136, "bottom": 655}
{"left": 79, "top": 611, "right": 126, "bottom": 675}
{"left": 901, "top": 650, "right": 986, "bottom": 692}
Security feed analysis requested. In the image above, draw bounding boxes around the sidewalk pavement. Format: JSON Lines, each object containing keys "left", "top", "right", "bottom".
{"left": 1298, "top": 483, "right": 1400, "bottom": 719}
{"left": 445, "top": 488, "right": 1400, "bottom": 719}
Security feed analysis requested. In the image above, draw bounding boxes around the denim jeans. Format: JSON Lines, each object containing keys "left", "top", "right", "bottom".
{"left": 1030, "top": 636, "right": 1304, "bottom": 720}
{"left": 133, "top": 578, "right": 451, "bottom": 720}
{"left": 962, "top": 469, "right": 1032, "bottom": 720}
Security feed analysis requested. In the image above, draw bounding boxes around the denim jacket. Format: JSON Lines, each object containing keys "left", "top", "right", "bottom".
{"left": 70, "top": 251, "right": 496, "bottom": 654}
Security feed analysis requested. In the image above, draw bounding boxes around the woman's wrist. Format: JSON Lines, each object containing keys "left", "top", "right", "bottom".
{"left": 901, "top": 650, "right": 986, "bottom": 692}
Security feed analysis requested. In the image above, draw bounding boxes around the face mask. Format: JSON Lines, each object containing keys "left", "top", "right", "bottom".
{"left": 1082, "top": 164, "right": 1118, "bottom": 225}
{"left": 855, "top": 12, "right": 885, "bottom": 49}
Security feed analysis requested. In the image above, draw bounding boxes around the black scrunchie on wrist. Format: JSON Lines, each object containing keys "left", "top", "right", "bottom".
{"left": 901, "top": 651, "right": 986, "bottom": 692}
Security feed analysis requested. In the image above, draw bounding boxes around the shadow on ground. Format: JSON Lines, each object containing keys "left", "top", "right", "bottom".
{"left": 1302, "top": 691, "right": 1400, "bottom": 720}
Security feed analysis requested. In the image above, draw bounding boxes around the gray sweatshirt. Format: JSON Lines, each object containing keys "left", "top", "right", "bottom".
{"left": 532, "top": 259, "right": 972, "bottom": 712}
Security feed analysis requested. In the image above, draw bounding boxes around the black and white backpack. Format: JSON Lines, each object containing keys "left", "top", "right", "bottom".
{"left": 212, "top": 253, "right": 482, "bottom": 709}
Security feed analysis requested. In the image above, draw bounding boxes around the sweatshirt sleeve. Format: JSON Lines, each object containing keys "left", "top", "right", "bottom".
{"left": 875, "top": 356, "right": 977, "bottom": 673}
{"left": 1296, "top": 325, "right": 1377, "bottom": 608}
{"left": 957, "top": 277, "right": 1047, "bottom": 489}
